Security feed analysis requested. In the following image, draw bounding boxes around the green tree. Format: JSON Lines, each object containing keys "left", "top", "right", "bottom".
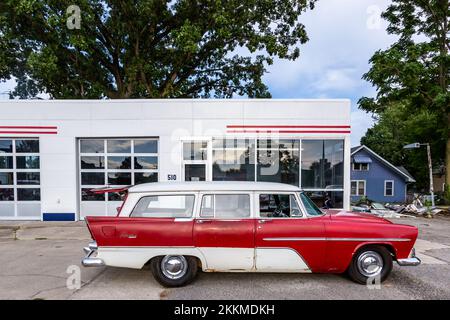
{"left": 0, "top": 0, "right": 316, "bottom": 99}
{"left": 359, "top": 0, "right": 449, "bottom": 193}
{"left": 361, "top": 103, "right": 444, "bottom": 191}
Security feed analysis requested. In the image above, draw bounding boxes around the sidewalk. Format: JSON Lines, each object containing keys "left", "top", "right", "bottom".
{"left": 0, "top": 221, "right": 90, "bottom": 241}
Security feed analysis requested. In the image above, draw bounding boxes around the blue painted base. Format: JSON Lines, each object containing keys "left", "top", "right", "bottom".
{"left": 43, "top": 213, "right": 76, "bottom": 221}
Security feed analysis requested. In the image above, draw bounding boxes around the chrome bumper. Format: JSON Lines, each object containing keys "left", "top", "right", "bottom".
{"left": 397, "top": 248, "right": 421, "bottom": 266}
{"left": 81, "top": 241, "right": 105, "bottom": 267}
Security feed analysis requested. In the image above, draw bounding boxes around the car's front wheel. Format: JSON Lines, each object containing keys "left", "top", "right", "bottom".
{"left": 347, "top": 245, "right": 393, "bottom": 284}
{"left": 150, "top": 255, "right": 198, "bottom": 287}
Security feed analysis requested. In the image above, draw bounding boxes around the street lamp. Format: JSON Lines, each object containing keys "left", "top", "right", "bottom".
{"left": 403, "top": 143, "right": 435, "bottom": 207}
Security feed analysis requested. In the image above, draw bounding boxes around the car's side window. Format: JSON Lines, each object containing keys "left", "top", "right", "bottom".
{"left": 200, "top": 194, "right": 250, "bottom": 218}
{"left": 131, "top": 194, "right": 195, "bottom": 218}
{"left": 259, "top": 194, "right": 302, "bottom": 218}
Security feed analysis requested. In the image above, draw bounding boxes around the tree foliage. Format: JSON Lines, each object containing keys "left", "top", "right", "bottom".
{"left": 359, "top": 0, "right": 449, "bottom": 192}
{"left": 0, "top": 0, "right": 316, "bottom": 99}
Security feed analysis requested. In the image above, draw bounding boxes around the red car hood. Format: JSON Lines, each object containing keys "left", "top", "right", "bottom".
{"left": 324, "top": 209, "right": 392, "bottom": 224}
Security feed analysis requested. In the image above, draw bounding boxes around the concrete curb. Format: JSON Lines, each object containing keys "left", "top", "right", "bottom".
{"left": 0, "top": 222, "right": 90, "bottom": 241}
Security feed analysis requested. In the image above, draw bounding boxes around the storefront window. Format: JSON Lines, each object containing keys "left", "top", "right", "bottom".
{"left": 212, "top": 139, "right": 255, "bottom": 181}
{"left": 301, "top": 140, "right": 344, "bottom": 189}
{"left": 257, "top": 139, "right": 299, "bottom": 186}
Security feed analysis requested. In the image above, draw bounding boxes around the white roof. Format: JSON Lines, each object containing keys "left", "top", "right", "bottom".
{"left": 128, "top": 181, "right": 301, "bottom": 193}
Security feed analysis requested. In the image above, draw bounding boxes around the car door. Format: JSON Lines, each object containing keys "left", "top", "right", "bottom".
{"left": 254, "top": 192, "right": 327, "bottom": 272}
{"left": 193, "top": 192, "right": 255, "bottom": 271}
{"left": 112, "top": 193, "right": 196, "bottom": 247}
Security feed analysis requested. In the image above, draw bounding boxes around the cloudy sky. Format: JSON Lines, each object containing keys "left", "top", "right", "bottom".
{"left": 0, "top": 0, "right": 396, "bottom": 146}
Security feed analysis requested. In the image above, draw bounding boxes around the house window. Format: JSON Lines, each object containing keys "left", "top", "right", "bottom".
{"left": 351, "top": 180, "right": 366, "bottom": 196}
{"left": 384, "top": 180, "right": 394, "bottom": 196}
{"left": 353, "top": 163, "right": 369, "bottom": 171}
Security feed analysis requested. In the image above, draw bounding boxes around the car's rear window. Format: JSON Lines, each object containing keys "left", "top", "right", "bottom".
{"left": 131, "top": 195, "right": 195, "bottom": 218}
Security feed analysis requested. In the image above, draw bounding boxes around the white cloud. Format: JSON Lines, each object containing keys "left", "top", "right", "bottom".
{"left": 351, "top": 108, "right": 376, "bottom": 147}
{"left": 312, "top": 68, "right": 359, "bottom": 92}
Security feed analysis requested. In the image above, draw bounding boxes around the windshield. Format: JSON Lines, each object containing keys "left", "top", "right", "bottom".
{"left": 299, "top": 192, "right": 324, "bottom": 216}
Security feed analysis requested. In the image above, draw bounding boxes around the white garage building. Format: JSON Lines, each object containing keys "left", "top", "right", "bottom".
{"left": 0, "top": 99, "right": 351, "bottom": 221}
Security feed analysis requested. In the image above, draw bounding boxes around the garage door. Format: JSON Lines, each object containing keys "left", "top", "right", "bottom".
{"left": 78, "top": 138, "right": 158, "bottom": 219}
{"left": 0, "top": 138, "right": 41, "bottom": 220}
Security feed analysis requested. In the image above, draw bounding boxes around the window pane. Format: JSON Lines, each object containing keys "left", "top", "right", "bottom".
{"left": 15, "top": 140, "right": 39, "bottom": 153}
{"left": 17, "top": 188, "right": 40, "bottom": 201}
{"left": 108, "top": 156, "right": 131, "bottom": 169}
{"left": 134, "top": 156, "right": 158, "bottom": 170}
{"left": 17, "top": 172, "right": 40, "bottom": 185}
{"left": 183, "top": 142, "right": 207, "bottom": 160}
{"left": 385, "top": 182, "right": 393, "bottom": 196}
{"left": 107, "top": 192, "right": 125, "bottom": 201}
{"left": 134, "top": 140, "right": 157, "bottom": 153}
{"left": 131, "top": 195, "right": 195, "bottom": 218}
{"left": 0, "top": 188, "right": 14, "bottom": 201}
{"left": 290, "top": 195, "right": 302, "bottom": 217}
{"left": 81, "top": 188, "right": 105, "bottom": 201}
{"left": 80, "top": 140, "right": 104, "bottom": 153}
{"left": 16, "top": 156, "right": 40, "bottom": 169}
{"left": 214, "top": 194, "right": 250, "bottom": 218}
{"left": 0, "top": 156, "right": 13, "bottom": 169}
{"left": 81, "top": 156, "right": 105, "bottom": 169}
{"left": 134, "top": 172, "right": 158, "bottom": 184}
{"left": 358, "top": 181, "right": 365, "bottom": 195}
{"left": 0, "top": 172, "right": 14, "bottom": 185}
{"left": 257, "top": 139, "right": 299, "bottom": 186}
{"left": 81, "top": 172, "right": 105, "bottom": 185}
{"left": 212, "top": 139, "right": 255, "bottom": 181}
{"left": 185, "top": 164, "right": 206, "bottom": 181}
{"left": 299, "top": 192, "right": 324, "bottom": 215}
{"left": 107, "top": 140, "right": 131, "bottom": 153}
{"left": 259, "top": 194, "right": 292, "bottom": 218}
{"left": 351, "top": 181, "right": 357, "bottom": 196}
{"left": 303, "top": 191, "right": 343, "bottom": 209}
{"left": 0, "top": 140, "right": 13, "bottom": 153}
{"left": 200, "top": 195, "right": 214, "bottom": 217}
{"left": 301, "top": 140, "right": 344, "bottom": 189}
{"left": 108, "top": 172, "right": 131, "bottom": 185}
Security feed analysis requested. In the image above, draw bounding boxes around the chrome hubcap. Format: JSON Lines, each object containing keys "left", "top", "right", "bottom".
{"left": 161, "top": 255, "right": 188, "bottom": 280}
{"left": 357, "top": 251, "right": 383, "bottom": 277}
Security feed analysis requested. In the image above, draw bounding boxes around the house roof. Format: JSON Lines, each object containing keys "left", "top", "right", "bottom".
{"left": 351, "top": 145, "right": 416, "bottom": 183}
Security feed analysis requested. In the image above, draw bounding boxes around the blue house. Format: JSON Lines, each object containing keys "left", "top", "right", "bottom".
{"left": 350, "top": 145, "right": 415, "bottom": 203}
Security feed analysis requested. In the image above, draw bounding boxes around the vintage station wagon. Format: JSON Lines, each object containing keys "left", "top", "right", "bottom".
{"left": 82, "top": 181, "right": 420, "bottom": 287}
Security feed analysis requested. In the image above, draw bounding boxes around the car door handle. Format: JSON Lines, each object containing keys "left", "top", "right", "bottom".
{"left": 120, "top": 234, "right": 137, "bottom": 239}
{"left": 258, "top": 219, "right": 272, "bottom": 224}
{"left": 196, "top": 219, "right": 212, "bottom": 224}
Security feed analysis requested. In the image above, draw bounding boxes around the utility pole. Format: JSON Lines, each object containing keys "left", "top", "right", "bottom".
{"left": 403, "top": 143, "right": 435, "bottom": 207}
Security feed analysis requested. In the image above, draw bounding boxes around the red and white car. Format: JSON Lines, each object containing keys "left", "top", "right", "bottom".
{"left": 82, "top": 181, "right": 420, "bottom": 287}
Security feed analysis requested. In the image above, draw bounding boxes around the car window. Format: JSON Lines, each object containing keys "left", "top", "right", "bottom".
{"left": 200, "top": 194, "right": 250, "bottom": 218}
{"left": 131, "top": 195, "right": 195, "bottom": 218}
{"left": 259, "top": 194, "right": 302, "bottom": 218}
{"left": 299, "top": 192, "right": 323, "bottom": 216}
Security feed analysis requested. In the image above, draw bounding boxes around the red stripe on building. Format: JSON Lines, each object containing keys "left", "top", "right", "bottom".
{"left": 226, "top": 125, "right": 351, "bottom": 129}
{"left": 0, "top": 126, "right": 58, "bottom": 129}
{"left": 0, "top": 131, "right": 58, "bottom": 134}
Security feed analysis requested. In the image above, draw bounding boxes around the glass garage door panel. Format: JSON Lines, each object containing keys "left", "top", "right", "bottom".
{"left": 79, "top": 138, "right": 158, "bottom": 219}
{"left": 0, "top": 139, "right": 41, "bottom": 220}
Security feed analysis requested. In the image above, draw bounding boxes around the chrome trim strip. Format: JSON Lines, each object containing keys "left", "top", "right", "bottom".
{"left": 263, "top": 237, "right": 411, "bottom": 242}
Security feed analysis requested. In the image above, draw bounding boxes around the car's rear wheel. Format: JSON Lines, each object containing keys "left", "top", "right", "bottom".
{"left": 150, "top": 255, "right": 198, "bottom": 287}
{"left": 347, "top": 245, "right": 393, "bottom": 284}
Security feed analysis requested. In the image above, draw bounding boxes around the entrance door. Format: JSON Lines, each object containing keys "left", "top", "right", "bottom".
{"left": 254, "top": 193, "right": 327, "bottom": 272}
{"left": 193, "top": 193, "right": 255, "bottom": 271}
{"left": 182, "top": 141, "right": 209, "bottom": 181}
